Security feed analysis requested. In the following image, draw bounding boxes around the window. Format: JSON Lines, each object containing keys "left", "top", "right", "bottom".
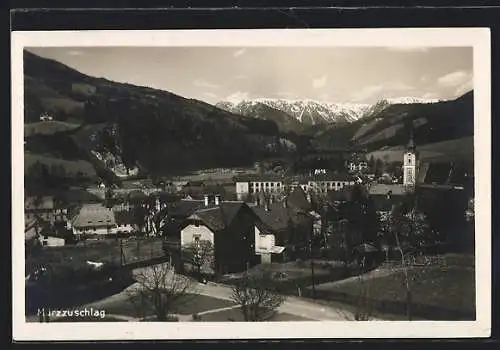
{"left": 265, "top": 182, "right": 269, "bottom": 187}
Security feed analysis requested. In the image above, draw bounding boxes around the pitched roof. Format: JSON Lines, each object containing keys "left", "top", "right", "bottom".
{"left": 72, "top": 203, "right": 116, "bottom": 228}
{"left": 168, "top": 199, "right": 215, "bottom": 218}
{"left": 252, "top": 203, "right": 291, "bottom": 232}
{"left": 187, "top": 201, "right": 246, "bottom": 232}
{"left": 286, "top": 186, "right": 312, "bottom": 212}
{"left": 368, "top": 183, "right": 407, "bottom": 196}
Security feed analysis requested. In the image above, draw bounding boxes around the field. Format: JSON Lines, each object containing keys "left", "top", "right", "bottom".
{"left": 308, "top": 254, "right": 475, "bottom": 320}
{"left": 24, "top": 121, "right": 81, "bottom": 137}
{"left": 24, "top": 152, "right": 97, "bottom": 178}
{"left": 26, "top": 238, "right": 166, "bottom": 275}
{"left": 367, "top": 136, "right": 473, "bottom": 163}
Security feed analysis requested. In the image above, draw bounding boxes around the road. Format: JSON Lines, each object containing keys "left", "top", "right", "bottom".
{"left": 27, "top": 264, "right": 364, "bottom": 322}
{"left": 83, "top": 277, "right": 357, "bottom": 321}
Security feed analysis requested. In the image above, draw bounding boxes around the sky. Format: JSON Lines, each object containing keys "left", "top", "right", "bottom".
{"left": 26, "top": 46, "right": 473, "bottom": 105}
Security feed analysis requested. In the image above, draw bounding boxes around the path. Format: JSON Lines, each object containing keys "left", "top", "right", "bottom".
{"left": 309, "top": 266, "right": 402, "bottom": 291}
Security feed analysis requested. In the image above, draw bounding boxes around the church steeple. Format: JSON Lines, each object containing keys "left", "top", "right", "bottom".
{"left": 403, "top": 126, "right": 417, "bottom": 187}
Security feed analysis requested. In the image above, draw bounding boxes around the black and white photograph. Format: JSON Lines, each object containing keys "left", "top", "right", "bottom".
{"left": 11, "top": 28, "right": 491, "bottom": 340}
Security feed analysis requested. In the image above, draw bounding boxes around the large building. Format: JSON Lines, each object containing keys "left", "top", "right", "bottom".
{"left": 234, "top": 174, "right": 285, "bottom": 201}
{"left": 234, "top": 173, "right": 355, "bottom": 200}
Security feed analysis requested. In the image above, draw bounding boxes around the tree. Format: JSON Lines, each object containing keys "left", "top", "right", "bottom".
{"left": 129, "top": 263, "right": 197, "bottom": 321}
{"left": 367, "top": 155, "right": 376, "bottom": 171}
{"left": 374, "top": 159, "right": 385, "bottom": 177}
{"left": 379, "top": 205, "right": 432, "bottom": 321}
{"left": 230, "top": 270, "right": 286, "bottom": 321}
{"left": 183, "top": 240, "right": 215, "bottom": 278}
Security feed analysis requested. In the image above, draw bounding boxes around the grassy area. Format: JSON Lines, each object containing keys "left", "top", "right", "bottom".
{"left": 98, "top": 293, "right": 235, "bottom": 319}
{"left": 26, "top": 238, "right": 166, "bottom": 274}
{"left": 25, "top": 152, "right": 97, "bottom": 178}
{"left": 219, "top": 261, "right": 356, "bottom": 296}
{"left": 24, "top": 121, "right": 81, "bottom": 137}
{"left": 310, "top": 259, "right": 475, "bottom": 320}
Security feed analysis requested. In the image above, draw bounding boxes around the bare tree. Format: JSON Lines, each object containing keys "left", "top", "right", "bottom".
{"left": 230, "top": 270, "right": 286, "bottom": 321}
{"left": 129, "top": 263, "right": 197, "bottom": 321}
{"left": 183, "top": 240, "right": 215, "bottom": 278}
{"left": 380, "top": 207, "right": 431, "bottom": 321}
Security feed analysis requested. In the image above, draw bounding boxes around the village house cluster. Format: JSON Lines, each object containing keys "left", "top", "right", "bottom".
{"left": 25, "top": 134, "right": 474, "bottom": 274}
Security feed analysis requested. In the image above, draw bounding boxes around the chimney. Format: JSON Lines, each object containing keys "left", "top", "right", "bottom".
{"left": 204, "top": 194, "right": 209, "bottom": 207}
{"left": 215, "top": 194, "right": 220, "bottom": 206}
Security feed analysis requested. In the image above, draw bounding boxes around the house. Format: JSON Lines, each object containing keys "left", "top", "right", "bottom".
{"left": 348, "top": 161, "right": 368, "bottom": 173}
{"left": 234, "top": 174, "right": 285, "bottom": 201}
{"left": 180, "top": 201, "right": 259, "bottom": 274}
{"left": 71, "top": 203, "right": 117, "bottom": 238}
{"left": 305, "top": 173, "right": 355, "bottom": 194}
{"left": 250, "top": 189, "right": 314, "bottom": 263}
{"left": 111, "top": 210, "right": 135, "bottom": 235}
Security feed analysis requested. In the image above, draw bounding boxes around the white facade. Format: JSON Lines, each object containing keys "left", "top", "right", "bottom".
{"left": 39, "top": 235, "right": 65, "bottom": 247}
{"left": 180, "top": 224, "right": 215, "bottom": 247}
{"left": 235, "top": 179, "right": 284, "bottom": 200}
{"left": 253, "top": 226, "right": 284, "bottom": 264}
{"left": 235, "top": 181, "right": 250, "bottom": 200}
{"left": 307, "top": 180, "right": 354, "bottom": 193}
{"left": 403, "top": 151, "right": 417, "bottom": 186}
{"left": 249, "top": 180, "right": 284, "bottom": 194}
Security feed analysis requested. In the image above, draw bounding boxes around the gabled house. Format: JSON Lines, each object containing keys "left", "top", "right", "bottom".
{"left": 111, "top": 210, "right": 135, "bottom": 235}
{"left": 180, "top": 201, "right": 258, "bottom": 274}
{"left": 71, "top": 203, "right": 117, "bottom": 238}
{"left": 250, "top": 189, "right": 314, "bottom": 263}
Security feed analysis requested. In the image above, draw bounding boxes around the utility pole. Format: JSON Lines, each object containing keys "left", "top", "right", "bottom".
{"left": 120, "top": 239, "right": 124, "bottom": 267}
{"left": 309, "top": 239, "right": 316, "bottom": 300}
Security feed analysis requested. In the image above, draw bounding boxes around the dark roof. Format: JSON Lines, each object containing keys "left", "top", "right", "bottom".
{"left": 114, "top": 210, "right": 135, "bottom": 225}
{"left": 371, "top": 194, "right": 403, "bottom": 213}
{"left": 327, "top": 187, "right": 353, "bottom": 202}
{"left": 252, "top": 203, "right": 291, "bottom": 232}
{"left": 286, "top": 186, "right": 312, "bottom": 212}
{"left": 168, "top": 199, "right": 216, "bottom": 218}
{"left": 188, "top": 201, "right": 246, "bottom": 232}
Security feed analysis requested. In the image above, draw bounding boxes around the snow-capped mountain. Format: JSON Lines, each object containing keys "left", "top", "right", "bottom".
{"left": 217, "top": 98, "right": 371, "bottom": 125}
{"left": 216, "top": 96, "right": 445, "bottom": 128}
{"left": 384, "top": 96, "right": 443, "bottom": 105}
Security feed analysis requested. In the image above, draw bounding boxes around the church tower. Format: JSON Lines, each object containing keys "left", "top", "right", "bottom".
{"left": 403, "top": 129, "right": 417, "bottom": 187}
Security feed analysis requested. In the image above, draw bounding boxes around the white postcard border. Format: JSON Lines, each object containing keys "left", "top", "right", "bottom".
{"left": 11, "top": 28, "right": 491, "bottom": 340}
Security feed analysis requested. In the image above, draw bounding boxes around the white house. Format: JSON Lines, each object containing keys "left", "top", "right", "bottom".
{"left": 71, "top": 203, "right": 117, "bottom": 238}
